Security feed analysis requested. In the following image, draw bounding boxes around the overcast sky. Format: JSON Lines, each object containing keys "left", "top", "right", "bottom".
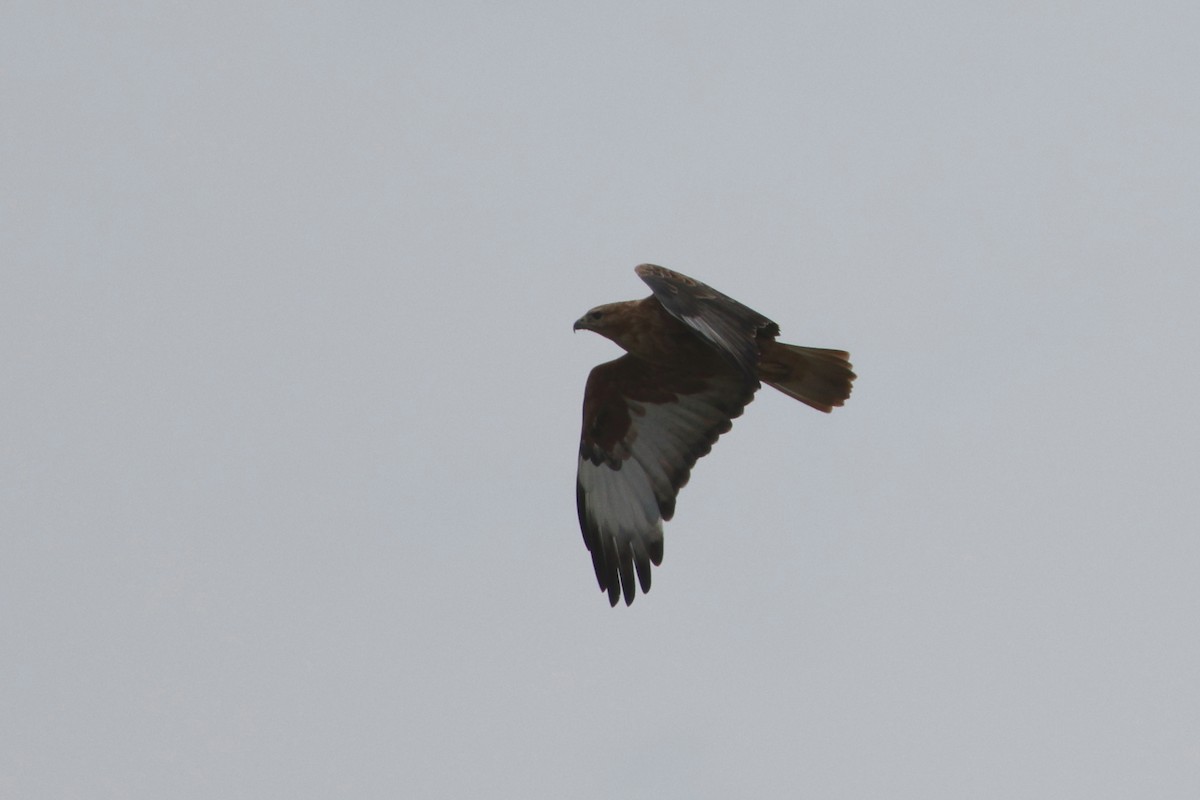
{"left": 3, "top": 2, "right": 1199, "bottom": 798}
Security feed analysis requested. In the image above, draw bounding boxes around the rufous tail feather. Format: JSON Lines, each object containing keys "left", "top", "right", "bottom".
{"left": 757, "top": 342, "right": 855, "bottom": 412}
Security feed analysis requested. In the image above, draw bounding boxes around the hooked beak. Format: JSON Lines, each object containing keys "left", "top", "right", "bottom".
{"left": 573, "top": 316, "right": 586, "bottom": 332}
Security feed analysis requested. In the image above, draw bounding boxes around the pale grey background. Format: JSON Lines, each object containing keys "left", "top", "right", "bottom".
{"left": 3, "top": 2, "right": 1198, "bottom": 798}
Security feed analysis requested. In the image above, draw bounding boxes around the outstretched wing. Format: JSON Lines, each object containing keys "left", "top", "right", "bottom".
{"left": 577, "top": 355, "right": 757, "bottom": 606}
{"left": 636, "top": 263, "right": 780, "bottom": 376}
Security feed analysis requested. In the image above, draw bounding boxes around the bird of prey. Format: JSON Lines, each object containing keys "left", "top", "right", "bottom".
{"left": 574, "top": 264, "right": 854, "bottom": 606}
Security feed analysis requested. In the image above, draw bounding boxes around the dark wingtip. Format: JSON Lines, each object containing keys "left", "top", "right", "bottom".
{"left": 619, "top": 567, "right": 635, "bottom": 606}
{"left": 634, "top": 553, "right": 652, "bottom": 594}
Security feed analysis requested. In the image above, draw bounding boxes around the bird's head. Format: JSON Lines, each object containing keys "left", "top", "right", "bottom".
{"left": 573, "top": 302, "right": 628, "bottom": 337}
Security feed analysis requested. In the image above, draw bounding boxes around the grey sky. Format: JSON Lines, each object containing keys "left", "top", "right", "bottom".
{"left": 3, "top": 2, "right": 1198, "bottom": 798}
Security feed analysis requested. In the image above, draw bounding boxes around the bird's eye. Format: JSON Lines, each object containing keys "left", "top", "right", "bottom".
{"left": 589, "top": 311, "right": 604, "bottom": 321}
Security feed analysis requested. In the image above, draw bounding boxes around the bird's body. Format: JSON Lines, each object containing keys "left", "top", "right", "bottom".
{"left": 574, "top": 265, "right": 855, "bottom": 606}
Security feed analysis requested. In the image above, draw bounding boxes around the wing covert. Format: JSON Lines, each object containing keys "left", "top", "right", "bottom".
{"left": 635, "top": 263, "right": 779, "bottom": 376}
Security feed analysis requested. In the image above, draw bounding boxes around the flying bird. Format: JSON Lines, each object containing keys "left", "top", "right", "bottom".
{"left": 574, "top": 264, "right": 855, "bottom": 606}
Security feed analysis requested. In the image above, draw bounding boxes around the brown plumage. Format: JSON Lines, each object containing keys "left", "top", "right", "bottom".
{"left": 574, "top": 264, "right": 855, "bottom": 606}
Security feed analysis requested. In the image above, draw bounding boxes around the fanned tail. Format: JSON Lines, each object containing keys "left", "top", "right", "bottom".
{"left": 757, "top": 342, "right": 855, "bottom": 413}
